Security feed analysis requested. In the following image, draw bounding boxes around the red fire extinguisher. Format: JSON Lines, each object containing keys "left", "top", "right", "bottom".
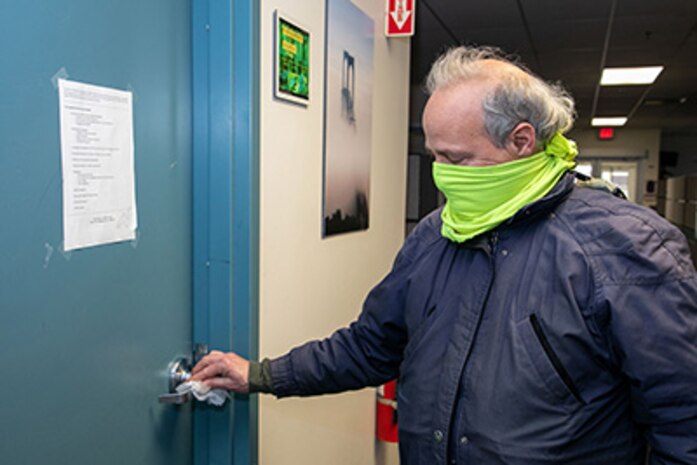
{"left": 376, "top": 380, "right": 398, "bottom": 442}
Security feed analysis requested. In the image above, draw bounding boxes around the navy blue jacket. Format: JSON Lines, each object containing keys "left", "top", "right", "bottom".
{"left": 270, "top": 173, "right": 697, "bottom": 464}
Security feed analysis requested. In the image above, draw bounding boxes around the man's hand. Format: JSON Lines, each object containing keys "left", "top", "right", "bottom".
{"left": 190, "top": 350, "right": 250, "bottom": 393}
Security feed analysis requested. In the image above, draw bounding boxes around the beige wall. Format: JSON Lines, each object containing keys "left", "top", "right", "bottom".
{"left": 259, "top": 1, "right": 410, "bottom": 464}
{"left": 569, "top": 128, "right": 661, "bottom": 206}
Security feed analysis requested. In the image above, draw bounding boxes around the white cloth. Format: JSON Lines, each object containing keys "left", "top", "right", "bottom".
{"left": 175, "top": 381, "right": 229, "bottom": 407}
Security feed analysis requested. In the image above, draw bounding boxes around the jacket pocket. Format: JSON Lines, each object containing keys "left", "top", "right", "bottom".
{"left": 521, "top": 313, "right": 585, "bottom": 406}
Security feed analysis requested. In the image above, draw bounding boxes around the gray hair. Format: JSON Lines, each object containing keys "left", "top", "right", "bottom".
{"left": 425, "top": 46, "right": 576, "bottom": 147}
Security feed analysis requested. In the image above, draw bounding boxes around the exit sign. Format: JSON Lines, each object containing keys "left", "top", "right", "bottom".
{"left": 385, "top": 0, "right": 415, "bottom": 37}
{"left": 598, "top": 127, "right": 615, "bottom": 140}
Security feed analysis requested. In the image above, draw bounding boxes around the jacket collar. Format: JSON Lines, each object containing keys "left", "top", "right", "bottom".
{"left": 503, "top": 170, "right": 575, "bottom": 226}
{"left": 455, "top": 171, "right": 576, "bottom": 249}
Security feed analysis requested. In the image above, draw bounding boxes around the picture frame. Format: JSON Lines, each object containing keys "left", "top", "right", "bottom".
{"left": 274, "top": 10, "right": 310, "bottom": 106}
{"left": 321, "top": 0, "right": 374, "bottom": 237}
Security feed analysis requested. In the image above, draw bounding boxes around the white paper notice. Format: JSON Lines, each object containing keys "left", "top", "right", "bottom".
{"left": 58, "top": 79, "right": 137, "bottom": 251}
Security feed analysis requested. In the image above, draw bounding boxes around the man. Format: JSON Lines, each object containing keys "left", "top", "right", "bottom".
{"left": 191, "top": 47, "right": 697, "bottom": 464}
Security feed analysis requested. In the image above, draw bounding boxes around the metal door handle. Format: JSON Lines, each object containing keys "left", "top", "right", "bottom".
{"left": 158, "top": 357, "right": 192, "bottom": 404}
{"left": 158, "top": 391, "right": 191, "bottom": 404}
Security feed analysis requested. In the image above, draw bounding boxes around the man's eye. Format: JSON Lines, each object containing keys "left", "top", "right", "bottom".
{"left": 444, "top": 153, "right": 466, "bottom": 163}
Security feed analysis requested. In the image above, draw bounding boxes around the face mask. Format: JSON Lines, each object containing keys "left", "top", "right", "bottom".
{"left": 432, "top": 132, "right": 578, "bottom": 243}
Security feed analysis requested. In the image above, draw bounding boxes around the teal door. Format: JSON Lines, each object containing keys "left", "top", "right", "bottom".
{"left": 0, "top": 1, "right": 195, "bottom": 463}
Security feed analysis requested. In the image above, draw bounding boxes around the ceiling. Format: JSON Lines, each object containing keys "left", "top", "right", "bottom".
{"left": 410, "top": 0, "right": 697, "bottom": 134}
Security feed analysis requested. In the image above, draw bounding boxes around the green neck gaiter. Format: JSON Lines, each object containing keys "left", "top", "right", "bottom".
{"left": 432, "top": 132, "right": 578, "bottom": 243}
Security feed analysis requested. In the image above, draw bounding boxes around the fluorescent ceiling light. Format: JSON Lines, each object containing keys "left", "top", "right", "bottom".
{"left": 600, "top": 66, "right": 664, "bottom": 86}
{"left": 592, "top": 117, "right": 628, "bottom": 127}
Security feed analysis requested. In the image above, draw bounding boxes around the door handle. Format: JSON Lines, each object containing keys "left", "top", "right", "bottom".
{"left": 158, "top": 391, "right": 191, "bottom": 405}
{"left": 158, "top": 357, "right": 192, "bottom": 404}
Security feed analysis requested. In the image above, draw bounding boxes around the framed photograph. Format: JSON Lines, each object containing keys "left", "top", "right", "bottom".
{"left": 322, "top": 0, "right": 374, "bottom": 237}
{"left": 274, "top": 11, "right": 310, "bottom": 106}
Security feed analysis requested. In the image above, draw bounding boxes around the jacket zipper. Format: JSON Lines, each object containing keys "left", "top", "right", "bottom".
{"left": 489, "top": 232, "right": 499, "bottom": 255}
{"left": 529, "top": 314, "right": 584, "bottom": 404}
{"left": 448, "top": 233, "right": 498, "bottom": 463}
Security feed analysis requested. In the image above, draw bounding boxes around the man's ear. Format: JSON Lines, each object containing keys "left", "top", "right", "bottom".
{"left": 506, "top": 122, "right": 537, "bottom": 157}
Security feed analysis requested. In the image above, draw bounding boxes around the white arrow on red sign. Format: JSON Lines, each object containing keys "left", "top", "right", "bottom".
{"left": 391, "top": 0, "right": 411, "bottom": 29}
{"left": 385, "top": 0, "right": 415, "bottom": 37}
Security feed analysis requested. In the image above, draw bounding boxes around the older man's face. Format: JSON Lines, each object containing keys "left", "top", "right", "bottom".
{"left": 423, "top": 79, "right": 519, "bottom": 167}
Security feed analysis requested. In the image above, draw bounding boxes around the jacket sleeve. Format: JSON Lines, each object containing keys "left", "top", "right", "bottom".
{"left": 268, "top": 236, "right": 420, "bottom": 398}
{"left": 600, "top": 224, "right": 697, "bottom": 464}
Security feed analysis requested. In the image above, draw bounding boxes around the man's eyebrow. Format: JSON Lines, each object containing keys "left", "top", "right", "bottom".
{"left": 455, "top": 151, "right": 476, "bottom": 159}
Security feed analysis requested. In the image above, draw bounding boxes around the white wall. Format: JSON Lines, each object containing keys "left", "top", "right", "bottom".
{"left": 569, "top": 128, "right": 661, "bottom": 206}
{"left": 259, "top": 1, "right": 410, "bottom": 464}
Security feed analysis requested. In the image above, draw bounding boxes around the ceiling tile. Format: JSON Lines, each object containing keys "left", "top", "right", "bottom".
{"left": 615, "top": 0, "right": 697, "bottom": 18}
{"left": 599, "top": 85, "right": 647, "bottom": 101}
{"left": 537, "top": 50, "right": 602, "bottom": 75}
{"left": 454, "top": 26, "right": 533, "bottom": 55}
{"left": 529, "top": 19, "right": 608, "bottom": 53}
{"left": 604, "top": 48, "right": 676, "bottom": 67}
{"left": 421, "top": 0, "right": 522, "bottom": 30}
{"left": 609, "top": 16, "right": 694, "bottom": 50}
{"left": 521, "top": 0, "right": 613, "bottom": 22}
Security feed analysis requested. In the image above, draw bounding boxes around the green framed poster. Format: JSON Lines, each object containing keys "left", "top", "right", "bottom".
{"left": 274, "top": 11, "right": 310, "bottom": 105}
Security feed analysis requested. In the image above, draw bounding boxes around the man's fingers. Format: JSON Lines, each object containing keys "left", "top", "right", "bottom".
{"left": 190, "top": 362, "right": 224, "bottom": 382}
{"left": 191, "top": 351, "right": 223, "bottom": 375}
{"left": 191, "top": 358, "right": 212, "bottom": 376}
{"left": 190, "top": 360, "right": 208, "bottom": 376}
{"left": 189, "top": 351, "right": 249, "bottom": 394}
{"left": 187, "top": 351, "right": 250, "bottom": 394}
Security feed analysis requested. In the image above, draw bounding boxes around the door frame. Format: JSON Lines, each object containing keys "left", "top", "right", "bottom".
{"left": 598, "top": 160, "right": 639, "bottom": 202}
{"left": 577, "top": 153, "right": 647, "bottom": 204}
{"left": 192, "top": 0, "right": 260, "bottom": 463}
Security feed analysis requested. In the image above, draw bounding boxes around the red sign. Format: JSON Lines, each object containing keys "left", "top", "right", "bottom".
{"left": 385, "top": 0, "right": 415, "bottom": 37}
{"left": 598, "top": 127, "right": 615, "bottom": 140}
